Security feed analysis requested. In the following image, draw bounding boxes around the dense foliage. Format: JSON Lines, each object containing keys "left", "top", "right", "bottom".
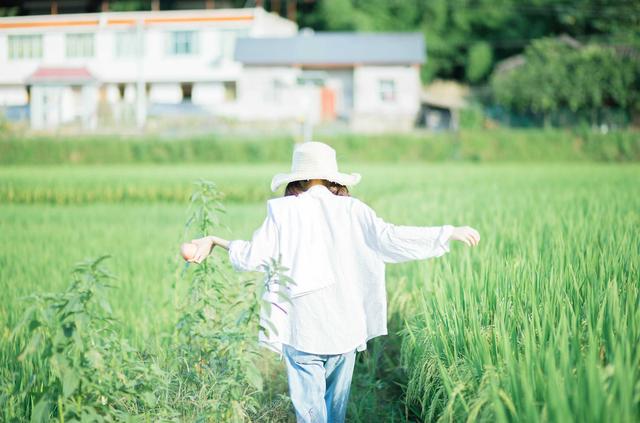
{"left": 491, "top": 37, "right": 640, "bottom": 125}
{"left": 2, "top": 180, "right": 294, "bottom": 421}
{"left": 298, "top": 0, "right": 639, "bottom": 83}
{"left": 1, "top": 129, "right": 639, "bottom": 168}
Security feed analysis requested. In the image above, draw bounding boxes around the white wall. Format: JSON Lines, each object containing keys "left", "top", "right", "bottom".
{"left": 353, "top": 65, "right": 420, "bottom": 115}
{"left": 0, "top": 8, "right": 298, "bottom": 127}
{"left": 30, "top": 84, "right": 98, "bottom": 129}
{"left": 228, "top": 66, "right": 320, "bottom": 122}
{"left": 149, "top": 83, "right": 182, "bottom": 103}
{"left": 192, "top": 82, "right": 225, "bottom": 105}
{"left": 251, "top": 9, "right": 298, "bottom": 37}
{"left": 351, "top": 65, "right": 421, "bottom": 132}
{"left": 0, "top": 8, "right": 297, "bottom": 90}
{"left": 0, "top": 85, "right": 28, "bottom": 105}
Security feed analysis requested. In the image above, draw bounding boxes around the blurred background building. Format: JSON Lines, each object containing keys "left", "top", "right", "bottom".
{"left": 0, "top": 1, "right": 425, "bottom": 133}
{"left": 0, "top": 0, "right": 637, "bottom": 133}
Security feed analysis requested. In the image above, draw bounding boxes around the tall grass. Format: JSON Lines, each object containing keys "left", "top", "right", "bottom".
{"left": 399, "top": 166, "right": 640, "bottom": 422}
{"left": 1, "top": 163, "right": 638, "bottom": 421}
{"left": 1, "top": 179, "right": 296, "bottom": 421}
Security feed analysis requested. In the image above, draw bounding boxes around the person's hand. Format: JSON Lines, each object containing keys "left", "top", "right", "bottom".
{"left": 190, "top": 236, "right": 215, "bottom": 264}
{"left": 450, "top": 226, "right": 480, "bottom": 247}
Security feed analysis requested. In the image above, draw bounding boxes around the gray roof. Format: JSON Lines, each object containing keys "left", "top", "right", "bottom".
{"left": 234, "top": 32, "right": 425, "bottom": 66}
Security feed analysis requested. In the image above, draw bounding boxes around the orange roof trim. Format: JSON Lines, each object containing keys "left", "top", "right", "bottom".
{"left": 0, "top": 20, "right": 99, "bottom": 29}
{"left": 144, "top": 15, "right": 254, "bottom": 24}
{"left": 0, "top": 14, "right": 254, "bottom": 29}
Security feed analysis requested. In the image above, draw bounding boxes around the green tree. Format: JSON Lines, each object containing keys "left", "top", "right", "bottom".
{"left": 491, "top": 37, "right": 640, "bottom": 125}
{"left": 298, "top": 0, "right": 640, "bottom": 84}
{"left": 467, "top": 41, "right": 494, "bottom": 83}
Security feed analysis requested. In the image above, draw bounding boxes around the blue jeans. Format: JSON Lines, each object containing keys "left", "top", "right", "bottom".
{"left": 282, "top": 343, "right": 357, "bottom": 423}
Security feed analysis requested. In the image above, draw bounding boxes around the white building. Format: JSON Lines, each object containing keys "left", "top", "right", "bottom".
{"left": 0, "top": 7, "right": 296, "bottom": 130}
{"left": 0, "top": 8, "right": 426, "bottom": 132}
{"left": 233, "top": 32, "right": 425, "bottom": 132}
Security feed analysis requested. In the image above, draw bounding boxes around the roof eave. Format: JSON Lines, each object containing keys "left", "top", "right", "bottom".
{"left": 240, "top": 61, "right": 424, "bottom": 67}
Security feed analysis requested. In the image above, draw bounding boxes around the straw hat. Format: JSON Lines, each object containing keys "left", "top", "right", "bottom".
{"left": 270, "top": 141, "right": 361, "bottom": 192}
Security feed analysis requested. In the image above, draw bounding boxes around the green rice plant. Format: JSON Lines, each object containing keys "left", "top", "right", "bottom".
{"left": 399, "top": 168, "right": 640, "bottom": 423}
{"left": 2, "top": 163, "right": 638, "bottom": 422}
{"left": 168, "top": 179, "right": 294, "bottom": 421}
{"left": 1, "top": 129, "right": 639, "bottom": 165}
{"left": 1, "top": 179, "right": 297, "bottom": 422}
{"left": 5, "top": 255, "right": 165, "bottom": 422}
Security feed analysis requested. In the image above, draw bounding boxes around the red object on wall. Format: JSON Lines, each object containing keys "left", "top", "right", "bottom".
{"left": 320, "top": 87, "right": 336, "bottom": 121}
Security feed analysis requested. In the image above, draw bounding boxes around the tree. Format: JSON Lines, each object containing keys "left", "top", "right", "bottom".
{"left": 297, "top": 0, "right": 640, "bottom": 84}
{"left": 467, "top": 41, "right": 494, "bottom": 83}
{"left": 491, "top": 37, "right": 640, "bottom": 125}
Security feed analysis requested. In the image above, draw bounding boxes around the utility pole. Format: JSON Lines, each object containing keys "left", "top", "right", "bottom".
{"left": 135, "top": 19, "right": 146, "bottom": 130}
{"left": 287, "top": 0, "right": 297, "bottom": 22}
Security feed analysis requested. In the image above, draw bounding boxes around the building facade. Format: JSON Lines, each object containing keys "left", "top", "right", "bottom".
{"left": 0, "top": 8, "right": 296, "bottom": 129}
{"left": 0, "top": 8, "right": 426, "bottom": 132}
{"left": 234, "top": 32, "right": 425, "bottom": 132}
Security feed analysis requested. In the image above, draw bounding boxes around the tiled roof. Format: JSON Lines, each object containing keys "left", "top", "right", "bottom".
{"left": 27, "top": 67, "right": 95, "bottom": 83}
{"left": 235, "top": 32, "right": 425, "bottom": 66}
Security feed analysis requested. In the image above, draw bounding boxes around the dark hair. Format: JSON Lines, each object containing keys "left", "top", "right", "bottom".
{"left": 284, "top": 180, "right": 350, "bottom": 197}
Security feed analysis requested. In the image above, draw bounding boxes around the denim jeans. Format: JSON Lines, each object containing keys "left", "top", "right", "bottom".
{"left": 282, "top": 343, "right": 357, "bottom": 423}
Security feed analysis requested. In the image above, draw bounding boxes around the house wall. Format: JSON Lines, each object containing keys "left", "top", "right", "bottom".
{"left": 321, "top": 69, "right": 353, "bottom": 120}
{"left": 351, "top": 65, "right": 421, "bottom": 132}
{"left": 0, "top": 8, "right": 296, "bottom": 112}
{"left": 228, "top": 66, "right": 321, "bottom": 122}
{"left": 30, "top": 84, "right": 97, "bottom": 129}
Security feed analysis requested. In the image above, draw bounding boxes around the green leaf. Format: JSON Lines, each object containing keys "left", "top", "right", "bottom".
{"left": 62, "top": 369, "right": 80, "bottom": 398}
{"left": 244, "top": 362, "right": 263, "bottom": 391}
{"left": 260, "top": 319, "right": 279, "bottom": 337}
{"left": 86, "top": 349, "right": 104, "bottom": 371}
{"left": 18, "top": 332, "right": 42, "bottom": 361}
{"left": 30, "top": 396, "right": 50, "bottom": 423}
{"left": 98, "top": 297, "right": 112, "bottom": 315}
{"left": 142, "top": 391, "right": 157, "bottom": 407}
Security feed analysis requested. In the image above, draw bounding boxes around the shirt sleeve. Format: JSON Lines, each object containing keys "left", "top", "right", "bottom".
{"left": 228, "top": 202, "right": 279, "bottom": 272}
{"left": 356, "top": 200, "right": 454, "bottom": 264}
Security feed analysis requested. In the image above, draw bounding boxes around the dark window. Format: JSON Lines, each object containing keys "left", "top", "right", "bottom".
{"left": 181, "top": 83, "right": 193, "bottom": 102}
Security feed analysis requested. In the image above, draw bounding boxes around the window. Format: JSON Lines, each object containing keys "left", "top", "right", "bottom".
{"left": 115, "top": 31, "right": 140, "bottom": 58}
{"left": 181, "top": 83, "right": 193, "bottom": 102}
{"left": 168, "top": 31, "right": 197, "bottom": 56}
{"left": 66, "top": 33, "right": 94, "bottom": 58}
{"left": 379, "top": 79, "right": 396, "bottom": 102}
{"left": 8, "top": 35, "right": 43, "bottom": 60}
{"left": 224, "top": 81, "right": 236, "bottom": 102}
{"left": 117, "top": 83, "right": 126, "bottom": 99}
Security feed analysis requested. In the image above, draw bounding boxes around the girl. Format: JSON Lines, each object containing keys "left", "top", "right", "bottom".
{"left": 186, "top": 141, "right": 480, "bottom": 423}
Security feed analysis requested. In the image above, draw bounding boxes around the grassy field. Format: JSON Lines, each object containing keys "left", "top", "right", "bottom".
{"left": 1, "top": 128, "right": 639, "bottom": 166}
{"left": 1, "top": 163, "right": 639, "bottom": 422}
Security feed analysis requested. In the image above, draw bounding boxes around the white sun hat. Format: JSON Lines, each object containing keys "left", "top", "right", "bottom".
{"left": 270, "top": 141, "right": 361, "bottom": 192}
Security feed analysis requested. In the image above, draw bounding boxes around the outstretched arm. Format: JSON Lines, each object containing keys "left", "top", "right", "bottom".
{"left": 449, "top": 226, "right": 480, "bottom": 247}
{"left": 357, "top": 200, "right": 480, "bottom": 263}
{"left": 187, "top": 203, "right": 279, "bottom": 271}
{"left": 189, "top": 235, "right": 230, "bottom": 264}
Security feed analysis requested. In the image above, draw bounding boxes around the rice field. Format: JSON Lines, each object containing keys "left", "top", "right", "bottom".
{"left": 1, "top": 163, "right": 638, "bottom": 422}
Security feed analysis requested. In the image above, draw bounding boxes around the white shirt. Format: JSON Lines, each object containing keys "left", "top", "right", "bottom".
{"left": 228, "top": 184, "right": 453, "bottom": 358}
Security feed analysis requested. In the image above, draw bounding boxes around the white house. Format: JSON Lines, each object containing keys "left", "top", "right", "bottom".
{"left": 0, "top": 8, "right": 426, "bottom": 132}
{"left": 233, "top": 32, "right": 425, "bottom": 132}
{"left": 0, "top": 7, "right": 296, "bottom": 129}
